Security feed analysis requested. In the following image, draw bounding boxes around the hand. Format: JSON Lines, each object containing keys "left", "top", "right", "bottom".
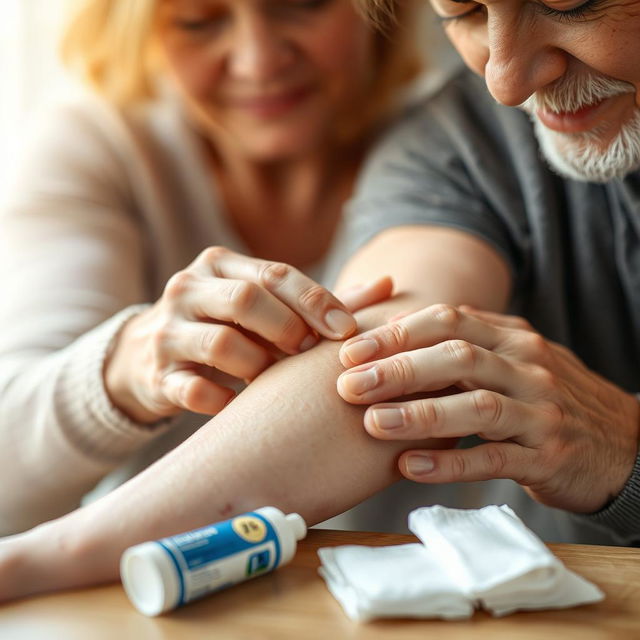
{"left": 337, "top": 303, "right": 640, "bottom": 513}
{"left": 105, "top": 246, "right": 392, "bottom": 423}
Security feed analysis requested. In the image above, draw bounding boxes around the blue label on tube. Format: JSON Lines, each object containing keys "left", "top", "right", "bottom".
{"left": 157, "top": 511, "right": 281, "bottom": 606}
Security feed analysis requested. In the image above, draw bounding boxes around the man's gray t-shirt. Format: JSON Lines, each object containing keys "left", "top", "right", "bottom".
{"left": 325, "top": 69, "right": 640, "bottom": 545}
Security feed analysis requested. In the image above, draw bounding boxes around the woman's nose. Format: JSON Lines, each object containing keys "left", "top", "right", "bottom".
{"left": 227, "top": 15, "right": 296, "bottom": 83}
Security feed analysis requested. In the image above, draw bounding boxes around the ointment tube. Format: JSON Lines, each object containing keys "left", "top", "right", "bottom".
{"left": 120, "top": 506, "right": 307, "bottom": 616}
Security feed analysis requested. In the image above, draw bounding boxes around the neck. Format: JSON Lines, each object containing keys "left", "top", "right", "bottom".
{"left": 198, "top": 135, "right": 366, "bottom": 268}
{"left": 207, "top": 139, "right": 364, "bottom": 223}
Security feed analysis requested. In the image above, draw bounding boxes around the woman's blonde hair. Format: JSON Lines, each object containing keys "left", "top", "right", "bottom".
{"left": 62, "top": 0, "right": 423, "bottom": 131}
{"left": 61, "top": 0, "right": 158, "bottom": 105}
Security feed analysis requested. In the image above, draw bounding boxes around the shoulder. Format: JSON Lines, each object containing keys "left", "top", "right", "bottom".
{"left": 8, "top": 89, "right": 198, "bottom": 202}
{"left": 349, "top": 70, "right": 560, "bottom": 282}
{"left": 14, "top": 91, "right": 135, "bottom": 190}
{"left": 370, "top": 68, "right": 537, "bottom": 167}
{"left": 23, "top": 86, "right": 192, "bottom": 168}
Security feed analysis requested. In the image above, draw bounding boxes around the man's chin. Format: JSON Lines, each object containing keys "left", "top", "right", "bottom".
{"left": 531, "top": 116, "right": 640, "bottom": 183}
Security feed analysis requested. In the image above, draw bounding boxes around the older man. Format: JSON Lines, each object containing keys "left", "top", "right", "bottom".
{"left": 334, "top": 0, "right": 640, "bottom": 544}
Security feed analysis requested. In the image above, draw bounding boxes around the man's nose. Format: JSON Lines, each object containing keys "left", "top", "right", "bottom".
{"left": 483, "top": 13, "right": 568, "bottom": 106}
{"left": 227, "top": 15, "right": 295, "bottom": 82}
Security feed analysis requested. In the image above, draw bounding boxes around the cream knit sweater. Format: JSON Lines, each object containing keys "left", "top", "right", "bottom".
{"left": 0, "top": 92, "right": 353, "bottom": 535}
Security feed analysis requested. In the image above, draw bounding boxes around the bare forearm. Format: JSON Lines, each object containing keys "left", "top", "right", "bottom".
{"left": 0, "top": 298, "right": 440, "bottom": 600}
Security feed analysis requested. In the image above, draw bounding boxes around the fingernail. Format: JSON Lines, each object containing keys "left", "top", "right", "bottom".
{"left": 325, "top": 309, "right": 356, "bottom": 337}
{"left": 371, "top": 407, "right": 404, "bottom": 430}
{"left": 340, "top": 366, "right": 379, "bottom": 395}
{"left": 299, "top": 334, "right": 319, "bottom": 352}
{"left": 343, "top": 338, "right": 378, "bottom": 364}
{"left": 406, "top": 455, "right": 435, "bottom": 476}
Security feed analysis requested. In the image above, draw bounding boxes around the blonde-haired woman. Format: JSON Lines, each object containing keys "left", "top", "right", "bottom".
{"left": 0, "top": 0, "right": 421, "bottom": 535}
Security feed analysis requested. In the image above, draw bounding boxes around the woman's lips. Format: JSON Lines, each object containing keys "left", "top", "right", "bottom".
{"left": 227, "top": 87, "right": 311, "bottom": 118}
{"left": 536, "top": 97, "right": 611, "bottom": 133}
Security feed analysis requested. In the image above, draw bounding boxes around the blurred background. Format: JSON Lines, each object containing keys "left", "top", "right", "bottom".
{"left": 0, "top": 1, "right": 72, "bottom": 192}
{"left": 0, "top": 1, "right": 458, "bottom": 193}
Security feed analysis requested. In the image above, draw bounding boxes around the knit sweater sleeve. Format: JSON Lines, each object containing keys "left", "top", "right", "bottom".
{"left": 582, "top": 452, "right": 640, "bottom": 544}
{"left": 0, "top": 100, "right": 171, "bottom": 535}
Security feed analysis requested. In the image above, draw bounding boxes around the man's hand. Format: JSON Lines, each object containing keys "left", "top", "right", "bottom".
{"left": 337, "top": 303, "right": 640, "bottom": 513}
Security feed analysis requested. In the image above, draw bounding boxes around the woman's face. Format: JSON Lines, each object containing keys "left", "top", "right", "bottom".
{"left": 157, "top": 0, "right": 376, "bottom": 161}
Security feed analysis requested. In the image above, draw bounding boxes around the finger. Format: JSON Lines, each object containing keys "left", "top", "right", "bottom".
{"left": 168, "top": 322, "right": 274, "bottom": 381}
{"left": 336, "top": 276, "right": 393, "bottom": 312}
{"left": 387, "top": 310, "right": 413, "bottom": 324}
{"left": 199, "top": 247, "right": 357, "bottom": 339}
{"left": 185, "top": 278, "right": 317, "bottom": 355}
{"left": 339, "top": 304, "right": 504, "bottom": 368}
{"left": 337, "top": 339, "right": 520, "bottom": 404}
{"left": 363, "top": 390, "right": 536, "bottom": 442}
{"left": 398, "top": 442, "right": 536, "bottom": 484}
{"left": 161, "top": 370, "right": 235, "bottom": 415}
{"left": 458, "top": 305, "right": 533, "bottom": 331}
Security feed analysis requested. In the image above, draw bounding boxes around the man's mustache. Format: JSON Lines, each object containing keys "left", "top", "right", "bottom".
{"left": 519, "top": 73, "right": 635, "bottom": 115}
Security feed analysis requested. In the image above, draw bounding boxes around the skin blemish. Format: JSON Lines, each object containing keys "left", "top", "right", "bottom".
{"left": 219, "top": 502, "right": 234, "bottom": 518}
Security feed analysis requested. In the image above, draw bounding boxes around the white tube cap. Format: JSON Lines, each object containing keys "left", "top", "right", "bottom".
{"left": 285, "top": 513, "right": 307, "bottom": 540}
{"left": 120, "top": 542, "right": 180, "bottom": 617}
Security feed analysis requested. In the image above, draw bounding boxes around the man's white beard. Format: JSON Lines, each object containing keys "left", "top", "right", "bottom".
{"left": 520, "top": 73, "right": 640, "bottom": 183}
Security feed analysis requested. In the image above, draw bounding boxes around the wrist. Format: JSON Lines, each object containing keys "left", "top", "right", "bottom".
{"left": 104, "top": 311, "right": 163, "bottom": 425}
{"left": 0, "top": 523, "right": 63, "bottom": 603}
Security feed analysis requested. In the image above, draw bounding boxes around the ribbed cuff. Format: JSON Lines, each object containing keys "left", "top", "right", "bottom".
{"left": 584, "top": 450, "right": 640, "bottom": 542}
{"left": 56, "top": 304, "right": 174, "bottom": 464}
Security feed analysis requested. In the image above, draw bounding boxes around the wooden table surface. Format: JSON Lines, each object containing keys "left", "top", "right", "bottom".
{"left": 0, "top": 529, "right": 638, "bottom": 640}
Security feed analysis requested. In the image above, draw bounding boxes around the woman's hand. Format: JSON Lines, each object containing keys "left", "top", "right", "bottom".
{"left": 337, "top": 304, "right": 640, "bottom": 514}
{"left": 105, "top": 246, "right": 392, "bottom": 423}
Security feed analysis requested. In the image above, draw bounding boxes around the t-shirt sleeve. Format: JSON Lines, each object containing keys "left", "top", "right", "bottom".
{"left": 345, "top": 90, "right": 529, "bottom": 285}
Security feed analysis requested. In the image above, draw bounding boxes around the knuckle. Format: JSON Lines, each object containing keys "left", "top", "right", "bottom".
{"left": 198, "top": 245, "right": 228, "bottom": 265}
{"left": 539, "top": 400, "right": 566, "bottom": 437}
{"left": 201, "top": 327, "right": 236, "bottom": 365}
{"left": 387, "top": 354, "right": 415, "bottom": 390}
{"left": 450, "top": 453, "right": 467, "bottom": 478}
{"left": 150, "top": 318, "right": 176, "bottom": 359}
{"left": 160, "top": 373, "right": 183, "bottom": 405}
{"left": 528, "top": 364, "right": 557, "bottom": 392}
{"left": 277, "top": 311, "right": 304, "bottom": 344}
{"left": 179, "top": 377, "right": 203, "bottom": 409}
{"left": 511, "top": 315, "right": 532, "bottom": 330}
{"left": 151, "top": 324, "right": 171, "bottom": 353}
{"left": 298, "top": 283, "right": 331, "bottom": 314}
{"left": 259, "top": 261, "right": 293, "bottom": 290}
{"left": 380, "top": 321, "right": 410, "bottom": 351}
{"left": 411, "top": 399, "right": 442, "bottom": 431}
{"left": 470, "top": 389, "right": 503, "bottom": 425}
{"left": 483, "top": 445, "right": 509, "bottom": 477}
{"left": 519, "top": 331, "right": 549, "bottom": 362}
{"left": 428, "top": 303, "right": 462, "bottom": 336}
{"left": 226, "top": 280, "right": 260, "bottom": 315}
{"left": 445, "top": 339, "right": 477, "bottom": 369}
{"left": 164, "top": 270, "right": 194, "bottom": 301}
{"left": 152, "top": 369, "right": 169, "bottom": 396}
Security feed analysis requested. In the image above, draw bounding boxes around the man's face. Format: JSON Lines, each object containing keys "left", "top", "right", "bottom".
{"left": 429, "top": 0, "right": 640, "bottom": 182}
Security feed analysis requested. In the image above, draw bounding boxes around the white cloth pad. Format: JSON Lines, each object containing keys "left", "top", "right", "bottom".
{"left": 318, "top": 543, "right": 474, "bottom": 622}
{"left": 408, "top": 504, "right": 604, "bottom": 616}
{"left": 318, "top": 505, "right": 604, "bottom": 621}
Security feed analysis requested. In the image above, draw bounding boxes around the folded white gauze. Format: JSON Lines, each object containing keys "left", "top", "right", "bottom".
{"left": 408, "top": 504, "right": 604, "bottom": 616}
{"left": 317, "top": 543, "right": 474, "bottom": 622}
